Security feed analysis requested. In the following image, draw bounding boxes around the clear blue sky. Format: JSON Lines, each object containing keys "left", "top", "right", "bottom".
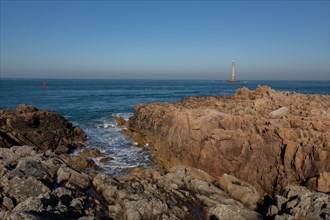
{"left": 1, "top": 0, "right": 329, "bottom": 80}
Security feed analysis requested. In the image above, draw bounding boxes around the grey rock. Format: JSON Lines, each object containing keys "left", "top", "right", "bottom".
{"left": 271, "top": 185, "right": 330, "bottom": 220}
{"left": 275, "top": 195, "right": 288, "bottom": 209}
{"left": 267, "top": 205, "right": 279, "bottom": 216}
{"left": 57, "top": 165, "right": 90, "bottom": 190}
{"left": 54, "top": 187, "right": 72, "bottom": 198}
{"left": 41, "top": 157, "right": 63, "bottom": 177}
{"left": 122, "top": 200, "right": 141, "bottom": 220}
{"left": 5, "top": 211, "right": 41, "bottom": 220}
{"left": 284, "top": 185, "right": 310, "bottom": 199}
{"left": 93, "top": 166, "right": 261, "bottom": 220}
{"left": 207, "top": 204, "right": 262, "bottom": 220}
{"left": 9, "top": 156, "right": 52, "bottom": 183}
{"left": 4, "top": 176, "right": 51, "bottom": 203}
{"left": 2, "top": 197, "right": 14, "bottom": 210}
{"left": 78, "top": 217, "right": 97, "bottom": 220}
{"left": 286, "top": 199, "right": 298, "bottom": 209}
{"left": 269, "top": 107, "right": 289, "bottom": 117}
{"left": 13, "top": 197, "right": 44, "bottom": 212}
{"left": 70, "top": 197, "right": 85, "bottom": 215}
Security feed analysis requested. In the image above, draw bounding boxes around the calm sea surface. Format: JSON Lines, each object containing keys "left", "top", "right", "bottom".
{"left": 1, "top": 79, "right": 329, "bottom": 175}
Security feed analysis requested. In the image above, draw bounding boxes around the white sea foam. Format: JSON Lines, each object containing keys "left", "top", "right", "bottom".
{"left": 82, "top": 113, "right": 154, "bottom": 175}
{"left": 112, "top": 112, "right": 133, "bottom": 121}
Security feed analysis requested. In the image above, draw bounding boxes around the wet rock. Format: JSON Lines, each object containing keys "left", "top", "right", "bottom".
{"left": 0, "top": 105, "right": 86, "bottom": 153}
{"left": 0, "top": 107, "right": 111, "bottom": 219}
{"left": 79, "top": 148, "right": 104, "bottom": 158}
{"left": 99, "top": 156, "right": 113, "bottom": 163}
{"left": 59, "top": 154, "right": 98, "bottom": 172}
{"left": 113, "top": 116, "right": 127, "bottom": 127}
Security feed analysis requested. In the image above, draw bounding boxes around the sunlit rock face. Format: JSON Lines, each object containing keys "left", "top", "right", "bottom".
{"left": 126, "top": 86, "right": 330, "bottom": 195}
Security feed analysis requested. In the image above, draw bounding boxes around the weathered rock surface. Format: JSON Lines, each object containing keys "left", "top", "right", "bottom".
{"left": 266, "top": 185, "right": 330, "bottom": 219}
{"left": 0, "top": 104, "right": 85, "bottom": 153}
{"left": 1, "top": 102, "right": 329, "bottom": 219}
{"left": 93, "top": 165, "right": 261, "bottom": 220}
{"left": 0, "top": 145, "right": 108, "bottom": 220}
{"left": 126, "top": 86, "right": 330, "bottom": 195}
{"left": 219, "top": 173, "right": 260, "bottom": 209}
{"left": 0, "top": 145, "right": 262, "bottom": 219}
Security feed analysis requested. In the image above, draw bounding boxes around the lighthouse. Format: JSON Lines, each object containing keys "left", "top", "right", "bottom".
{"left": 226, "top": 61, "right": 238, "bottom": 82}
{"left": 231, "top": 62, "right": 236, "bottom": 81}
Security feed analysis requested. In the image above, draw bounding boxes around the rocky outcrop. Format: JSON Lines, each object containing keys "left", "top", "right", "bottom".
{"left": 126, "top": 86, "right": 330, "bottom": 195}
{"left": 93, "top": 165, "right": 261, "bottom": 220}
{"left": 0, "top": 106, "right": 106, "bottom": 219}
{"left": 1, "top": 103, "right": 328, "bottom": 219}
{"left": 0, "top": 105, "right": 264, "bottom": 219}
{"left": 266, "top": 185, "right": 330, "bottom": 220}
{"left": 0, "top": 145, "right": 108, "bottom": 220}
{"left": 0, "top": 144, "right": 262, "bottom": 219}
{"left": 0, "top": 104, "right": 85, "bottom": 153}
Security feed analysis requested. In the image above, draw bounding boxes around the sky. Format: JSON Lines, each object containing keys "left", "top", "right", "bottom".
{"left": 0, "top": 0, "right": 329, "bottom": 80}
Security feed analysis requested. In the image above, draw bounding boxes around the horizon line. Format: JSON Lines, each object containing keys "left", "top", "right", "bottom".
{"left": 1, "top": 77, "right": 329, "bottom": 82}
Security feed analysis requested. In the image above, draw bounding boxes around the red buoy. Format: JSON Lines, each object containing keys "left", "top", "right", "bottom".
{"left": 44, "top": 81, "right": 47, "bottom": 89}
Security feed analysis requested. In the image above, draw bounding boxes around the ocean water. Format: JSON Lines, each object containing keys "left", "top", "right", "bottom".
{"left": 1, "top": 79, "right": 329, "bottom": 175}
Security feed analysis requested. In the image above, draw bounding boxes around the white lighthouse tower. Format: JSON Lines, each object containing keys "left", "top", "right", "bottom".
{"left": 226, "top": 61, "right": 238, "bottom": 82}
{"left": 231, "top": 61, "right": 236, "bottom": 81}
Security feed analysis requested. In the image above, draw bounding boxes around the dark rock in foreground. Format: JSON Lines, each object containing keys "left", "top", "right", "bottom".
{"left": 266, "top": 185, "right": 330, "bottom": 220}
{"left": 93, "top": 166, "right": 262, "bottom": 220}
{"left": 0, "top": 104, "right": 85, "bottom": 153}
{"left": 0, "top": 145, "right": 107, "bottom": 220}
{"left": 0, "top": 145, "right": 261, "bottom": 220}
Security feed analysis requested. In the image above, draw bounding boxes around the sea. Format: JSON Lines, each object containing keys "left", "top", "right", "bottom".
{"left": 1, "top": 79, "right": 329, "bottom": 175}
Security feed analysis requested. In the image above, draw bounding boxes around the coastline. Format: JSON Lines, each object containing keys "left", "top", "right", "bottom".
{"left": 125, "top": 86, "right": 330, "bottom": 195}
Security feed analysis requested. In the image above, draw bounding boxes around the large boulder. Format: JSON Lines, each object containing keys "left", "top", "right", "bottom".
{"left": 218, "top": 173, "right": 260, "bottom": 209}
{"left": 3, "top": 176, "right": 51, "bottom": 203}
{"left": 126, "top": 86, "right": 330, "bottom": 195}
{"left": 0, "top": 104, "right": 85, "bottom": 153}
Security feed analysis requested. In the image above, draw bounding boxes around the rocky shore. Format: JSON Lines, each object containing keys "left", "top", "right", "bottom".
{"left": 124, "top": 86, "right": 330, "bottom": 219}
{"left": 1, "top": 85, "right": 329, "bottom": 220}
{"left": 125, "top": 86, "right": 330, "bottom": 195}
